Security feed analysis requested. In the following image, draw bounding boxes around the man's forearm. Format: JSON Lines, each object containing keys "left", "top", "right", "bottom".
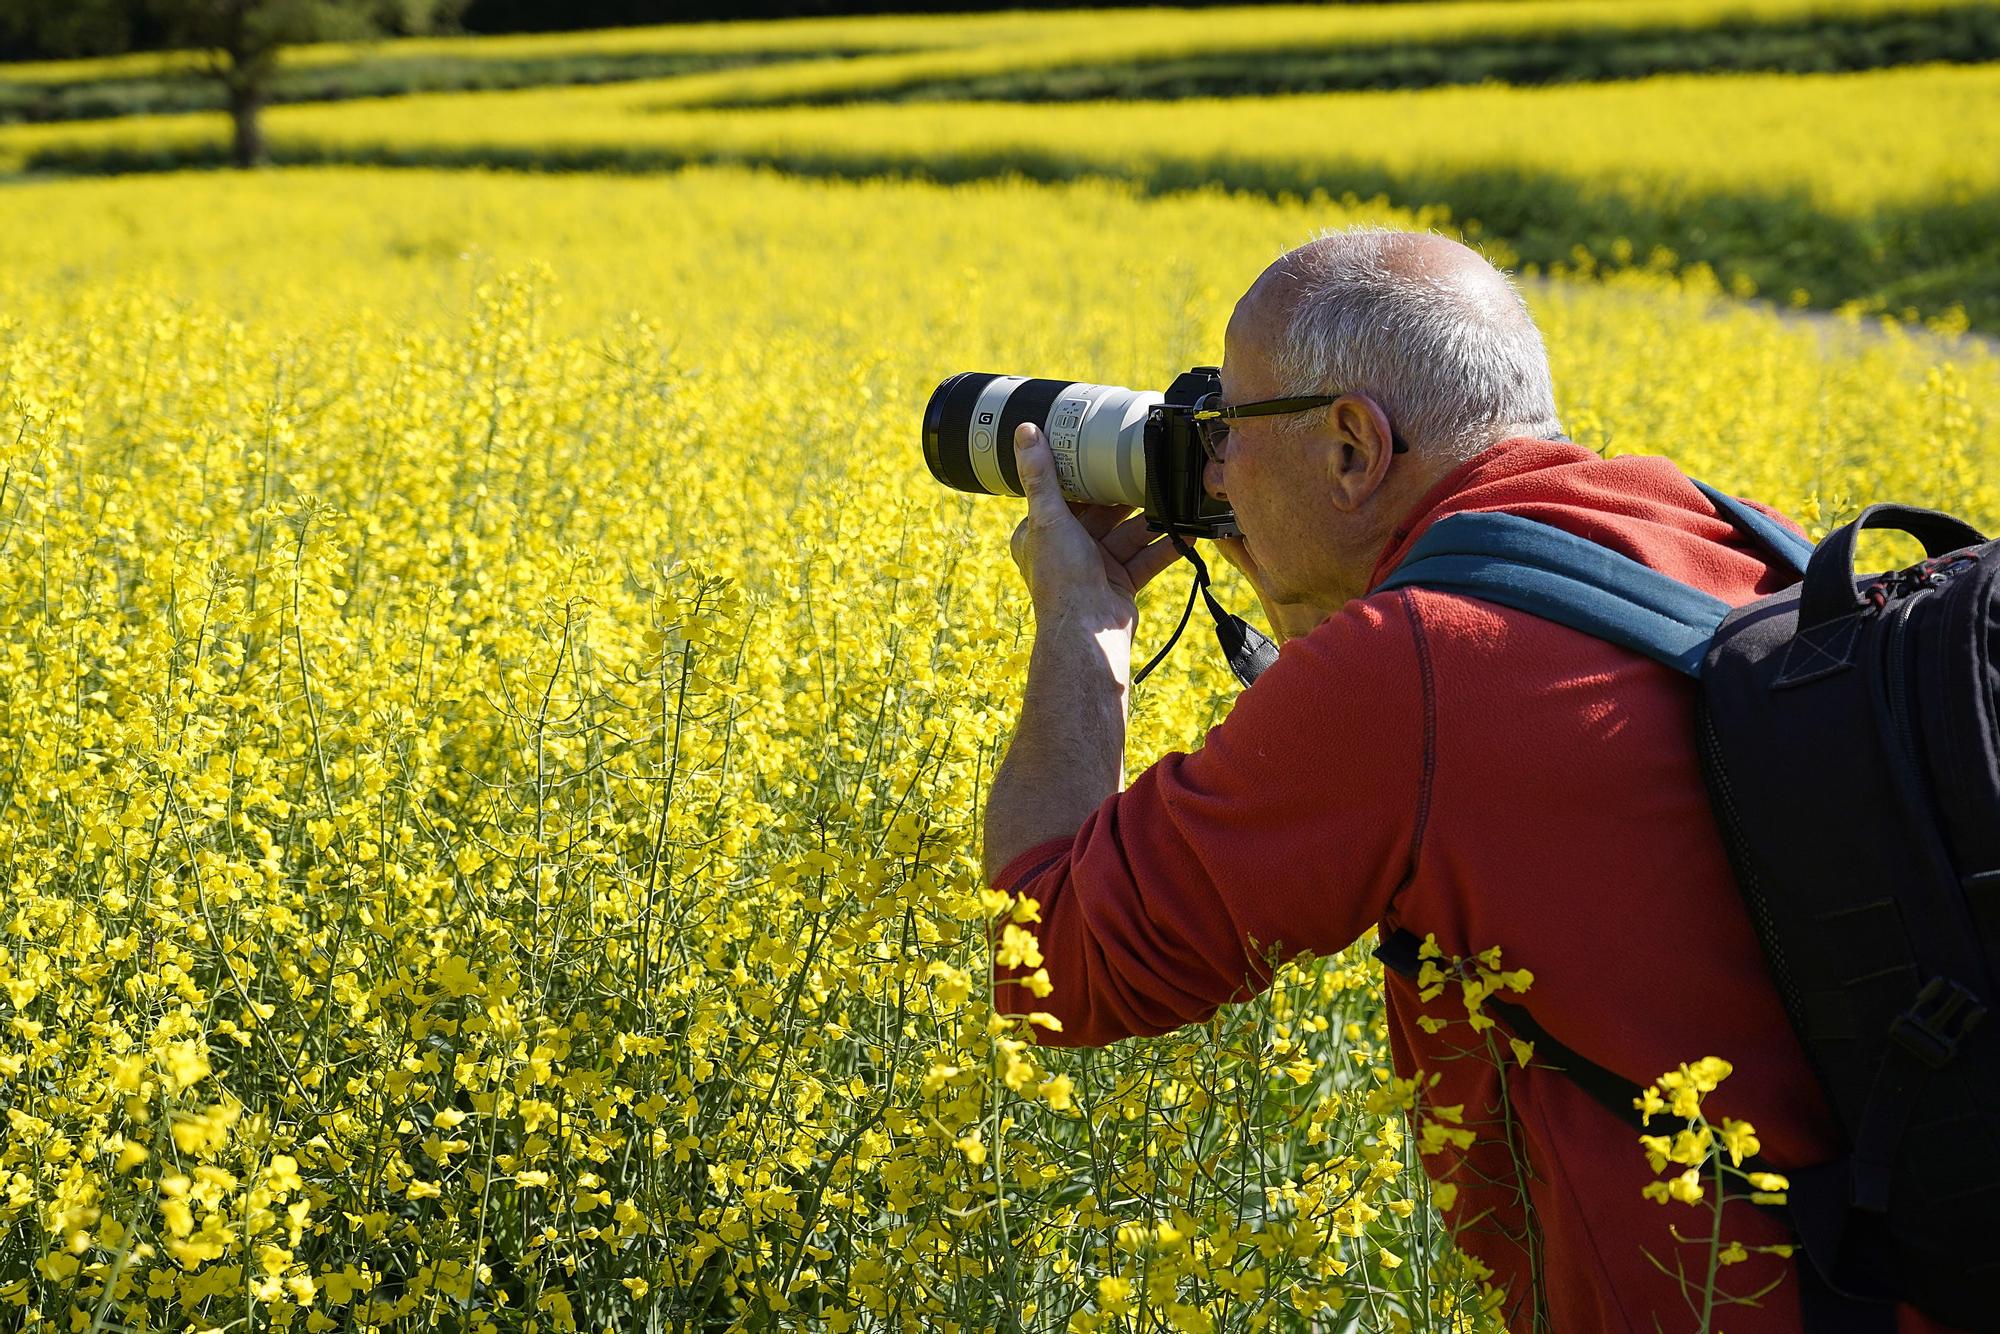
{"left": 982, "top": 607, "right": 1130, "bottom": 884}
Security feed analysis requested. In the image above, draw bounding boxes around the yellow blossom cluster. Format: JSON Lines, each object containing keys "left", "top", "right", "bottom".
{"left": 0, "top": 162, "right": 1993, "bottom": 1331}
{"left": 1632, "top": 1059, "right": 1802, "bottom": 1320}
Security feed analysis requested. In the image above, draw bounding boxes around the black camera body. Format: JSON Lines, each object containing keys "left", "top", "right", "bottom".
{"left": 1146, "top": 366, "right": 1237, "bottom": 539}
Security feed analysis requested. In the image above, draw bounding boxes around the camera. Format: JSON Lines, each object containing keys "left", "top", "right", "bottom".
{"left": 922, "top": 367, "right": 1238, "bottom": 538}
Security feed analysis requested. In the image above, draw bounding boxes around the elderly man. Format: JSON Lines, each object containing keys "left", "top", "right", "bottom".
{"left": 982, "top": 228, "right": 1890, "bottom": 1331}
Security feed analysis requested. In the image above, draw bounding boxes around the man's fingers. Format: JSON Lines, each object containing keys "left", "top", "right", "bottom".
{"left": 1101, "top": 512, "right": 1158, "bottom": 562}
{"left": 1013, "top": 424, "right": 1074, "bottom": 527}
{"left": 1125, "top": 534, "right": 1186, "bottom": 593}
{"left": 1072, "top": 502, "right": 1135, "bottom": 541}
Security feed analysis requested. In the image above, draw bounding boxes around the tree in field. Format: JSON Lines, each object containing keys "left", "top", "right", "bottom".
{"left": 0, "top": 0, "right": 465, "bottom": 168}
{"left": 151, "top": 0, "right": 466, "bottom": 167}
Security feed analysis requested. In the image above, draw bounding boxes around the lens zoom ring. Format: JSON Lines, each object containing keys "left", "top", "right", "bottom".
{"left": 996, "top": 379, "right": 1067, "bottom": 496}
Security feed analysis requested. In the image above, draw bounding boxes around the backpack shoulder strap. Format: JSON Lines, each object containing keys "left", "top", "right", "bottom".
{"left": 1690, "top": 479, "right": 1814, "bottom": 576}
{"left": 1374, "top": 481, "right": 1817, "bottom": 677}
{"left": 1374, "top": 510, "right": 1731, "bottom": 678}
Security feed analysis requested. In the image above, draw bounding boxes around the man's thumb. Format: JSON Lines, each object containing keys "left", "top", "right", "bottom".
{"left": 1013, "top": 423, "right": 1069, "bottom": 522}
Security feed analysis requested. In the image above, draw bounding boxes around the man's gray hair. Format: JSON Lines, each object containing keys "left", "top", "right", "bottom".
{"left": 1272, "top": 227, "right": 1564, "bottom": 463}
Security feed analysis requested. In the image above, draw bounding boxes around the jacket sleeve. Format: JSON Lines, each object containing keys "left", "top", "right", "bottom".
{"left": 991, "top": 592, "right": 1429, "bottom": 1046}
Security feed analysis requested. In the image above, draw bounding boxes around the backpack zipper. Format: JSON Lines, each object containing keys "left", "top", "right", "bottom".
{"left": 1883, "top": 588, "right": 1932, "bottom": 771}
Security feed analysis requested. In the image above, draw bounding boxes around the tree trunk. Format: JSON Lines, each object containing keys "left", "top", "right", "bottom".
{"left": 227, "top": 80, "right": 266, "bottom": 170}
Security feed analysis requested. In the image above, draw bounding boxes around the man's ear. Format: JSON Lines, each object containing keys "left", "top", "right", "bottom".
{"left": 1324, "top": 394, "right": 1397, "bottom": 512}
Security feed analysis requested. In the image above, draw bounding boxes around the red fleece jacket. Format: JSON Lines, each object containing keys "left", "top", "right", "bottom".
{"left": 992, "top": 439, "right": 1948, "bottom": 1333}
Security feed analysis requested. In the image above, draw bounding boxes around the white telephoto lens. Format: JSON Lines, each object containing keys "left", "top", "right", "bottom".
{"left": 924, "top": 373, "right": 1159, "bottom": 508}
{"left": 1041, "top": 382, "right": 1158, "bottom": 508}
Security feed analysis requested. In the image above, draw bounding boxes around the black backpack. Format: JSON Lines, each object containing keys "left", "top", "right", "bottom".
{"left": 1371, "top": 482, "right": 2000, "bottom": 1329}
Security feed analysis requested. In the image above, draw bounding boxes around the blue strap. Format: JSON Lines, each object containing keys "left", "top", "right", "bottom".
{"left": 1692, "top": 479, "right": 1814, "bottom": 575}
{"left": 1375, "top": 511, "right": 1732, "bottom": 678}
{"left": 1375, "top": 480, "right": 1815, "bottom": 679}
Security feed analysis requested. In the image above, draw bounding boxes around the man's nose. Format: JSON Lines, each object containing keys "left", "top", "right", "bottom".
{"left": 1203, "top": 456, "right": 1228, "bottom": 502}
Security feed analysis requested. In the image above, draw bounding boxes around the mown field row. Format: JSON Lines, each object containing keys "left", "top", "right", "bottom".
{"left": 0, "top": 48, "right": 880, "bottom": 125}
{"left": 10, "top": 62, "right": 1996, "bottom": 329}
{"left": 7, "top": 1, "right": 1992, "bottom": 123}
{"left": 637, "top": 1, "right": 2000, "bottom": 109}
{"left": 1, "top": 164, "right": 1993, "bottom": 1330}
{"left": 764, "top": 6, "right": 2000, "bottom": 108}
{"left": 9, "top": 0, "right": 1982, "bottom": 83}
{"left": 2, "top": 0, "right": 1990, "bottom": 121}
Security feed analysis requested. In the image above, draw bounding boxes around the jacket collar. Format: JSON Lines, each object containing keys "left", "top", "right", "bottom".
{"left": 1366, "top": 437, "right": 1600, "bottom": 592}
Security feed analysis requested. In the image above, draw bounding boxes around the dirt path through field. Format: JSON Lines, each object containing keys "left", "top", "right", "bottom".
{"left": 1520, "top": 274, "right": 1999, "bottom": 361}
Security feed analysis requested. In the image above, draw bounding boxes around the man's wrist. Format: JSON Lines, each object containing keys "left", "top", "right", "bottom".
{"left": 1031, "top": 599, "right": 1135, "bottom": 689}
{"left": 983, "top": 597, "right": 1132, "bottom": 883}
{"left": 1030, "top": 580, "right": 1133, "bottom": 625}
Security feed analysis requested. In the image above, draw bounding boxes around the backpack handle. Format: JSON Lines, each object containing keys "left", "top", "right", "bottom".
{"left": 1798, "top": 503, "right": 1988, "bottom": 630}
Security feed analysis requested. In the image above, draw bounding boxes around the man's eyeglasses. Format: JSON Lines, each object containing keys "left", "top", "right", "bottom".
{"left": 1192, "top": 391, "right": 1410, "bottom": 462}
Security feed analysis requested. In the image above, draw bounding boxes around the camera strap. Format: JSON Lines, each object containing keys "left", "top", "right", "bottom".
{"left": 1132, "top": 536, "right": 1279, "bottom": 690}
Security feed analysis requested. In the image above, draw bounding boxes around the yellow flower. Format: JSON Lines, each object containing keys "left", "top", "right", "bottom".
{"left": 1717, "top": 1117, "right": 1761, "bottom": 1166}
{"left": 262, "top": 1155, "right": 303, "bottom": 1194}
{"left": 432, "top": 955, "right": 482, "bottom": 998}
{"left": 1688, "top": 1057, "right": 1734, "bottom": 1092}
{"left": 1036, "top": 1074, "right": 1075, "bottom": 1112}
{"left": 1670, "top": 1126, "right": 1713, "bottom": 1166}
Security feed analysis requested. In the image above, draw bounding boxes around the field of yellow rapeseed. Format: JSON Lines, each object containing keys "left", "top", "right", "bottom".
{"left": 11, "top": 56, "right": 1995, "bottom": 328}
{"left": 3, "top": 0, "right": 1973, "bottom": 91}
{"left": 431, "top": 0, "right": 1995, "bottom": 110}
{"left": 1, "top": 160, "right": 1994, "bottom": 1331}
{"left": 11, "top": 61, "right": 1995, "bottom": 217}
